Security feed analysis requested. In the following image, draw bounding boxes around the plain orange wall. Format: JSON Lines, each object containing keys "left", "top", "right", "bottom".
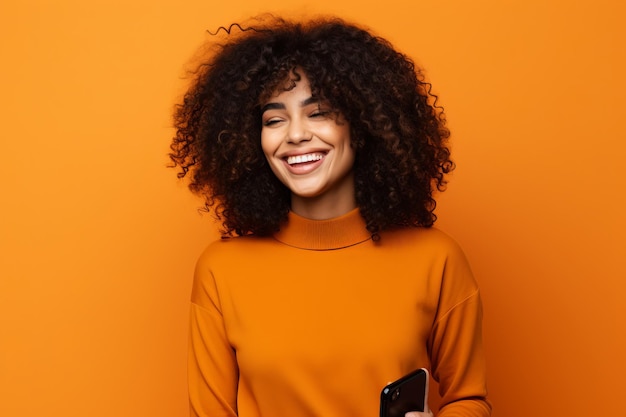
{"left": 1, "top": 1, "right": 624, "bottom": 416}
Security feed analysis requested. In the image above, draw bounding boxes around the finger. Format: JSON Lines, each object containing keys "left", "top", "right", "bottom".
{"left": 404, "top": 412, "right": 432, "bottom": 417}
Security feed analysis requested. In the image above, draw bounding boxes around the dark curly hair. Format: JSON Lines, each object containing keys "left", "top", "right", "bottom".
{"left": 170, "top": 15, "right": 454, "bottom": 237}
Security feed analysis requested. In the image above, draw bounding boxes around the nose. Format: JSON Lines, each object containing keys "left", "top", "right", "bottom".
{"left": 287, "top": 117, "right": 312, "bottom": 143}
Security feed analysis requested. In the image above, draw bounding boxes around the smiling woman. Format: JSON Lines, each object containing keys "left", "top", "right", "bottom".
{"left": 260, "top": 70, "right": 356, "bottom": 219}
{"left": 170, "top": 15, "right": 490, "bottom": 417}
{"left": 170, "top": 16, "right": 454, "bottom": 238}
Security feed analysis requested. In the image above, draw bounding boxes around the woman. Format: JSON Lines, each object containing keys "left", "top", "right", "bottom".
{"left": 170, "top": 16, "right": 491, "bottom": 417}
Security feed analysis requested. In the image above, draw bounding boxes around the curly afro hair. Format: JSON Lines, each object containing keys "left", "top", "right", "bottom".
{"left": 170, "top": 15, "right": 454, "bottom": 237}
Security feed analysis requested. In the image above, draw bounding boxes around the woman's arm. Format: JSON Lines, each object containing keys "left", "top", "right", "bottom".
{"left": 427, "top": 242, "right": 492, "bottom": 417}
{"left": 188, "top": 249, "right": 239, "bottom": 417}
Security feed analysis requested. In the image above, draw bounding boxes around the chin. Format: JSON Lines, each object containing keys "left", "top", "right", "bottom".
{"left": 290, "top": 188, "right": 325, "bottom": 199}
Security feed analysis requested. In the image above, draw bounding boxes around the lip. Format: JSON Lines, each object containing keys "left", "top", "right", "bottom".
{"left": 280, "top": 150, "right": 328, "bottom": 175}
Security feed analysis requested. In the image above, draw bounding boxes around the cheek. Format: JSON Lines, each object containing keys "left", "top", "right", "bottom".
{"left": 260, "top": 133, "right": 284, "bottom": 176}
{"left": 338, "top": 128, "right": 353, "bottom": 154}
{"left": 260, "top": 132, "right": 275, "bottom": 159}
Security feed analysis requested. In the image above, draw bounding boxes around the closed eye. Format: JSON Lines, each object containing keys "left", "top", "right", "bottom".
{"left": 309, "top": 109, "right": 332, "bottom": 119}
{"left": 263, "top": 118, "right": 283, "bottom": 127}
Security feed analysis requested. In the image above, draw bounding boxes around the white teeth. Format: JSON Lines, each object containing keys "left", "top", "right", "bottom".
{"left": 287, "top": 153, "right": 324, "bottom": 165}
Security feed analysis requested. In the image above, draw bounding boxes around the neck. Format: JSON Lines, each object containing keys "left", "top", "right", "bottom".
{"left": 290, "top": 186, "right": 356, "bottom": 220}
{"left": 290, "top": 193, "right": 357, "bottom": 220}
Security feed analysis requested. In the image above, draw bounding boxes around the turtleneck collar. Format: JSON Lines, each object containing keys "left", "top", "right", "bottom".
{"left": 272, "top": 208, "right": 372, "bottom": 250}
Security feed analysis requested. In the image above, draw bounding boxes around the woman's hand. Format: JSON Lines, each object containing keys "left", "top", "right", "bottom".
{"left": 405, "top": 411, "right": 434, "bottom": 417}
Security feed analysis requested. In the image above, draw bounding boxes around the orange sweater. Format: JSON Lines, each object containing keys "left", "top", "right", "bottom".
{"left": 189, "top": 209, "right": 491, "bottom": 417}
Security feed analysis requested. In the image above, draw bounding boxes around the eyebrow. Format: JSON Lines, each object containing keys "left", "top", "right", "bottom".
{"left": 260, "top": 96, "right": 320, "bottom": 114}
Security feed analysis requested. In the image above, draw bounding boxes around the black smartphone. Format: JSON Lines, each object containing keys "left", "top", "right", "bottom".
{"left": 379, "top": 368, "right": 429, "bottom": 417}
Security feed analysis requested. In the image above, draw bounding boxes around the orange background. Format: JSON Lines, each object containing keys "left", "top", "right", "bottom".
{"left": 1, "top": 1, "right": 624, "bottom": 416}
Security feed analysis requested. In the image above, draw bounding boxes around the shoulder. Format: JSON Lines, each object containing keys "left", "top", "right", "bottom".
{"left": 196, "top": 235, "right": 273, "bottom": 265}
{"left": 195, "top": 234, "right": 276, "bottom": 271}
{"left": 370, "top": 226, "right": 481, "bottom": 317}
{"left": 382, "top": 226, "right": 476, "bottom": 286}
{"left": 194, "top": 234, "right": 287, "bottom": 281}
{"left": 381, "top": 226, "right": 467, "bottom": 258}
{"left": 191, "top": 235, "right": 275, "bottom": 306}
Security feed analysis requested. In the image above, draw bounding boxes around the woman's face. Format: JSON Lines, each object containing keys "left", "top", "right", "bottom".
{"left": 261, "top": 72, "right": 356, "bottom": 218}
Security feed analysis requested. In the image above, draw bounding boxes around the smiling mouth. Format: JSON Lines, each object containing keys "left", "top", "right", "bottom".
{"left": 286, "top": 152, "right": 325, "bottom": 165}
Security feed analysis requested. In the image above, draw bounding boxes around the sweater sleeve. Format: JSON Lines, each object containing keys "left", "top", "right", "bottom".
{"left": 188, "top": 248, "right": 239, "bottom": 417}
{"left": 428, "top": 243, "right": 492, "bottom": 417}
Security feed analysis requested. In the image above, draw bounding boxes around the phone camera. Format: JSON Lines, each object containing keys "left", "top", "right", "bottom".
{"left": 391, "top": 388, "right": 401, "bottom": 401}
